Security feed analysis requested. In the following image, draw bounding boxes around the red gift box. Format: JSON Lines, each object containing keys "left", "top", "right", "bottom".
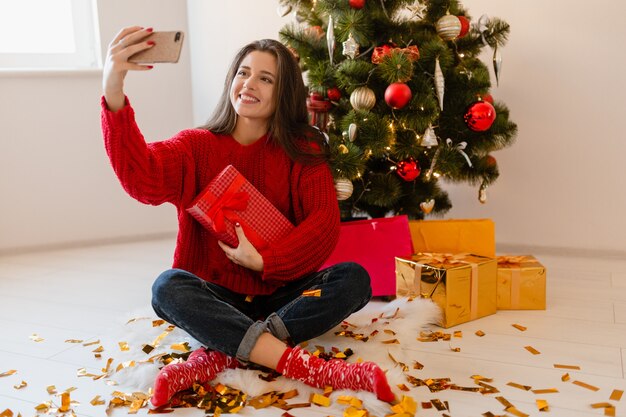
{"left": 321, "top": 215, "right": 414, "bottom": 297}
{"left": 186, "top": 165, "right": 294, "bottom": 250}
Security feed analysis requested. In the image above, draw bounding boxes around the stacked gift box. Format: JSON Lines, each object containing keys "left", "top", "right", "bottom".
{"left": 396, "top": 218, "right": 547, "bottom": 328}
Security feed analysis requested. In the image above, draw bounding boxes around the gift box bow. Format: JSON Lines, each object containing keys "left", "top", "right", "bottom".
{"left": 200, "top": 172, "right": 266, "bottom": 248}
{"left": 412, "top": 252, "right": 486, "bottom": 320}
{"left": 207, "top": 189, "right": 250, "bottom": 233}
{"left": 414, "top": 252, "right": 476, "bottom": 269}
{"left": 497, "top": 255, "right": 541, "bottom": 268}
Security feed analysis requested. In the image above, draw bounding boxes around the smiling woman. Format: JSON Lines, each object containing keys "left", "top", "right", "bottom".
{"left": 0, "top": 0, "right": 100, "bottom": 69}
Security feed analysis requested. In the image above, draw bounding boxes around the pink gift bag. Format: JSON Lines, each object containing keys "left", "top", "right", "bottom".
{"left": 321, "top": 215, "right": 414, "bottom": 297}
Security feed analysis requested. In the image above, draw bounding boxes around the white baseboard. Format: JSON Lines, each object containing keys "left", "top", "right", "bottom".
{"left": 0, "top": 232, "right": 177, "bottom": 257}
{"left": 497, "top": 243, "right": 626, "bottom": 260}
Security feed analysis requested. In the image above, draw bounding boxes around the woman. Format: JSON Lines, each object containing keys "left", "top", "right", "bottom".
{"left": 101, "top": 26, "right": 394, "bottom": 407}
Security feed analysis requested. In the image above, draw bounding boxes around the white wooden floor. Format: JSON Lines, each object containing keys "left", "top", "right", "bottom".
{"left": 1, "top": 238, "right": 625, "bottom": 417}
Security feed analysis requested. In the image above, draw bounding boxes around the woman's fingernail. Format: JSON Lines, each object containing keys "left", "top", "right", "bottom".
{"left": 235, "top": 222, "right": 240, "bottom": 227}
{"left": 147, "top": 41, "right": 155, "bottom": 46}
{"left": 147, "top": 65, "right": 154, "bottom": 69}
{"left": 146, "top": 27, "right": 154, "bottom": 32}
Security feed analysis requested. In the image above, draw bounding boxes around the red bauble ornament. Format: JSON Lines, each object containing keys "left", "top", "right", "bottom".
{"left": 384, "top": 82, "right": 412, "bottom": 109}
{"left": 485, "top": 154, "right": 497, "bottom": 167}
{"left": 349, "top": 0, "right": 366, "bottom": 9}
{"left": 464, "top": 101, "right": 497, "bottom": 132}
{"left": 396, "top": 158, "right": 421, "bottom": 181}
{"left": 458, "top": 16, "right": 470, "bottom": 37}
{"left": 327, "top": 87, "right": 341, "bottom": 102}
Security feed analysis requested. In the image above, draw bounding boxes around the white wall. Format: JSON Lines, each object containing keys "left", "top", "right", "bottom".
{"left": 2, "top": 0, "right": 625, "bottom": 256}
{"left": 443, "top": 0, "right": 626, "bottom": 255}
{"left": 0, "top": 0, "right": 191, "bottom": 253}
{"left": 186, "top": 0, "right": 291, "bottom": 126}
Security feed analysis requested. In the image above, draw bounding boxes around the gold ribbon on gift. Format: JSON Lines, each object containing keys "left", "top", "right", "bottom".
{"left": 497, "top": 255, "right": 537, "bottom": 267}
{"left": 497, "top": 255, "right": 540, "bottom": 309}
{"left": 416, "top": 253, "right": 480, "bottom": 320}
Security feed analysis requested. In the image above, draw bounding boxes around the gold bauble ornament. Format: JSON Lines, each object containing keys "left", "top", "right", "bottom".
{"left": 436, "top": 14, "right": 462, "bottom": 41}
{"left": 350, "top": 86, "right": 376, "bottom": 111}
{"left": 335, "top": 178, "right": 354, "bottom": 201}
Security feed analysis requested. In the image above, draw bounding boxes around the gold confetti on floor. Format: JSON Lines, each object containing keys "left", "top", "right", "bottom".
{"left": 29, "top": 333, "right": 44, "bottom": 342}
{"left": 610, "top": 389, "right": 623, "bottom": 401}
{"left": 511, "top": 324, "right": 527, "bottom": 332}
{"left": 507, "top": 382, "right": 532, "bottom": 391}
{"left": 0, "top": 370, "right": 17, "bottom": 378}
{"left": 554, "top": 364, "right": 581, "bottom": 370}
{"left": 573, "top": 380, "right": 600, "bottom": 391}
{"left": 536, "top": 399, "right": 549, "bottom": 412}
{"left": 532, "top": 388, "right": 559, "bottom": 394}
{"left": 13, "top": 381, "right": 27, "bottom": 389}
{"left": 475, "top": 330, "right": 486, "bottom": 337}
{"left": 524, "top": 346, "right": 540, "bottom": 355}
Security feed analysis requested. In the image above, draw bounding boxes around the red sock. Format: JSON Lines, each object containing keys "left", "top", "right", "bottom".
{"left": 276, "top": 346, "right": 395, "bottom": 403}
{"left": 151, "top": 348, "right": 238, "bottom": 407}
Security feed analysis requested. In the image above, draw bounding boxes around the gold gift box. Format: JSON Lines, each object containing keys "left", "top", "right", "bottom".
{"left": 395, "top": 253, "right": 497, "bottom": 328}
{"left": 409, "top": 219, "right": 495, "bottom": 258}
{"left": 497, "top": 255, "right": 546, "bottom": 310}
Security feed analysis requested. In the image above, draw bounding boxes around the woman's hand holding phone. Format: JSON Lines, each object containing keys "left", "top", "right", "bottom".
{"left": 102, "top": 26, "right": 156, "bottom": 112}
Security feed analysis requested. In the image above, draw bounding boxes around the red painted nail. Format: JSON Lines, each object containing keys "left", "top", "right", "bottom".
{"left": 146, "top": 27, "right": 153, "bottom": 32}
{"left": 147, "top": 65, "right": 154, "bottom": 69}
{"left": 147, "top": 41, "right": 155, "bottom": 46}
{"left": 235, "top": 222, "right": 241, "bottom": 227}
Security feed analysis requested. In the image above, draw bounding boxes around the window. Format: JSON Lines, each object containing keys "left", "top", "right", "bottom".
{"left": 0, "top": 0, "right": 100, "bottom": 70}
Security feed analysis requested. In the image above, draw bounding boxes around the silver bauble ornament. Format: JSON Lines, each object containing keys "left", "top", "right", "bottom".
{"left": 350, "top": 86, "right": 376, "bottom": 111}
{"left": 335, "top": 178, "right": 354, "bottom": 201}
{"left": 436, "top": 14, "right": 462, "bottom": 41}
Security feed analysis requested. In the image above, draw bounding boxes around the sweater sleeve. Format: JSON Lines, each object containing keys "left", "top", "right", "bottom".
{"left": 100, "top": 96, "right": 192, "bottom": 206}
{"left": 259, "top": 161, "right": 340, "bottom": 282}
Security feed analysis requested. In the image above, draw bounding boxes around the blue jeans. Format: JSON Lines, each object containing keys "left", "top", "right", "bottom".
{"left": 151, "top": 262, "right": 372, "bottom": 363}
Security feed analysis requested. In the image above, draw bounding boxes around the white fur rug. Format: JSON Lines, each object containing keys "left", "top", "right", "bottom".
{"left": 104, "top": 297, "right": 441, "bottom": 415}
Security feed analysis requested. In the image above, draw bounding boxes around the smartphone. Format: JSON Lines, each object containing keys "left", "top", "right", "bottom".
{"left": 128, "top": 31, "right": 184, "bottom": 64}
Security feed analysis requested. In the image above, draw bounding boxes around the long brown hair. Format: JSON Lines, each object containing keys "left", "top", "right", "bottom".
{"left": 200, "top": 39, "right": 326, "bottom": 164}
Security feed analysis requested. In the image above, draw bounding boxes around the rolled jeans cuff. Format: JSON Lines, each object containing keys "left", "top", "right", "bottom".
{"left": 266, "top": 312, "right": 290, "bottom": 341}
{"left": 236, "top": 320, "right": 267, "bottom": 363}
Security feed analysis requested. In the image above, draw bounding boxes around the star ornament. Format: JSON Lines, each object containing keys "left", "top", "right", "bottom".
{"left": 342, "top": 32, "right": 360, "bottom": 59}
{"left": 407, "top": 2, "right": 427, "bottom": 19}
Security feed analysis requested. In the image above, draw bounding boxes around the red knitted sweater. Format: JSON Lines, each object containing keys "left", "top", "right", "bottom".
{"left": 101, "top": 97, "right": 340, "bottom": 295}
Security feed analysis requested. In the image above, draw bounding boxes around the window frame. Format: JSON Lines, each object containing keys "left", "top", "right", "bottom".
{"left": 0, "top": 0, "right": 101, "bottom": 70}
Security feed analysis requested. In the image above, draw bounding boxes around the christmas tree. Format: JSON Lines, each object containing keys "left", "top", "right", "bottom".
{"left": 278, "top": 0, "right": 517, "bottom": 220}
